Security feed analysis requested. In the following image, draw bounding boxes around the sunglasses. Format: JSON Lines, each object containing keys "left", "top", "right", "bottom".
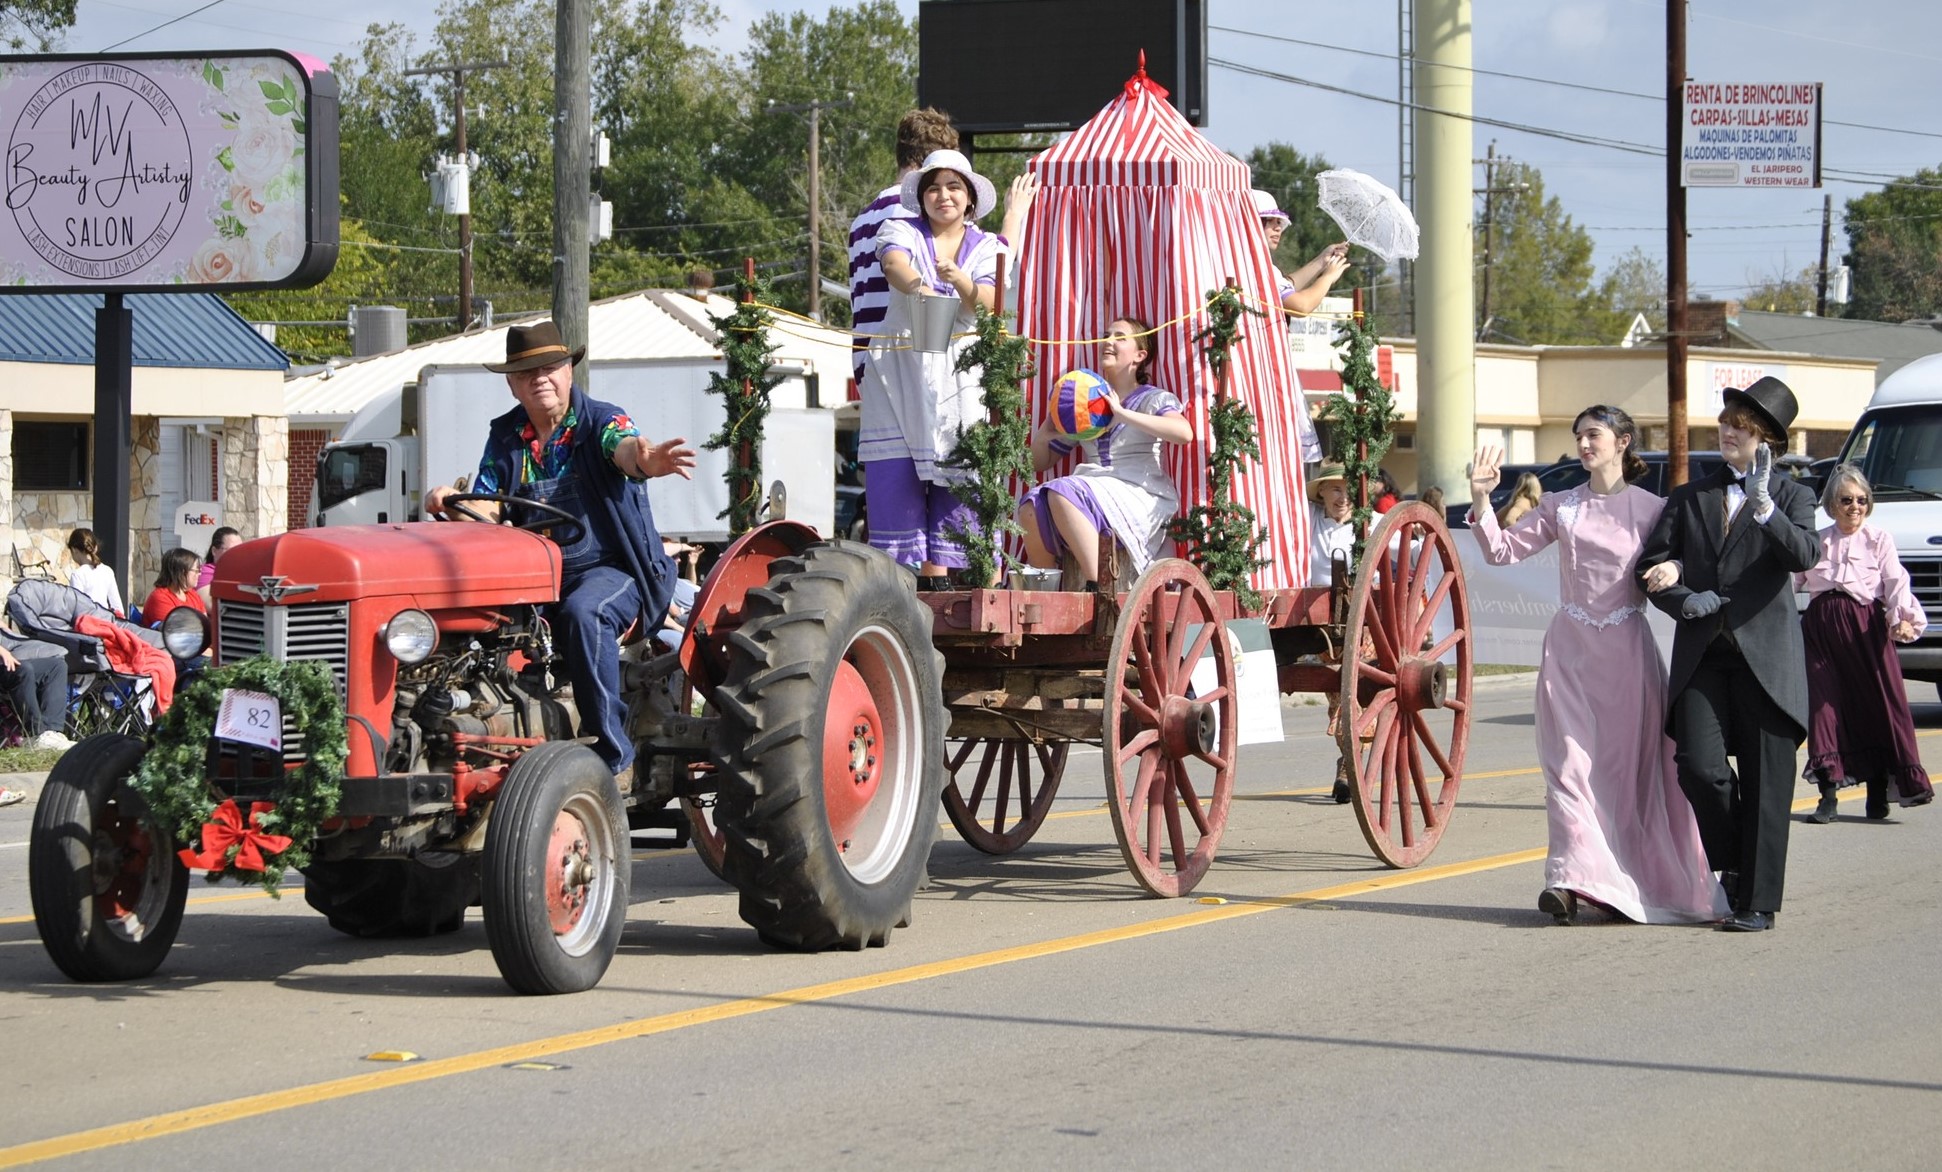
{"left": 1837, "top": 495, "right": 1870, "bottom": 507}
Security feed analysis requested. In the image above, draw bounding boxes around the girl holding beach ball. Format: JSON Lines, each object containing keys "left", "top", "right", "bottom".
{"left": 1018, "top": 317, "right": 1194, "bottom": 589}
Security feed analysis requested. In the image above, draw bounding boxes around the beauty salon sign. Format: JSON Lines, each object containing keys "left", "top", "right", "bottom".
{"left": 0, "top": 50, "right": 338, "bottom": 292}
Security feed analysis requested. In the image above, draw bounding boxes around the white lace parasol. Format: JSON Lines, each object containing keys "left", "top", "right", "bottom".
{"left": 1315, "top": 169, "right": 1420, "bottom": 262}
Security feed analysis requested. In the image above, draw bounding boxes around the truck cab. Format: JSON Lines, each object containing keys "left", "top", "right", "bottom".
{"left": 314, "top": 438, "right": 421, "bottom": 526}
{"left": 1836, "top": 353, "right": 1942, "bottom": 690}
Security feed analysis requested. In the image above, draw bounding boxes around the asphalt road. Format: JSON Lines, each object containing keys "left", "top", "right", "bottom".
{"left": 2, "top": 672, "right": 1939, "bottom": 1169}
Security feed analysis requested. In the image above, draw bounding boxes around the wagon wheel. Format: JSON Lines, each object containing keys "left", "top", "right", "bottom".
{"left": 942, "top": 738, "right": 1068, "bottom": 854}
{"left": 1338, "top": 501, "right": 1473, "bottom": 868}
{"left": 1101, "top": 559, "right": 1236, "bottom": 897}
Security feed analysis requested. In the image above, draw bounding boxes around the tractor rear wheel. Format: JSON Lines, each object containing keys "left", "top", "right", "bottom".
{"left": 713, "top": 541, "right": 946, "bottom": 950}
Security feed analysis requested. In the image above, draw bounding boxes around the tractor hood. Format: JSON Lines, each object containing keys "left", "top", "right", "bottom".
{"left": 214, "top": 522, "right": 562, "bottom": 609}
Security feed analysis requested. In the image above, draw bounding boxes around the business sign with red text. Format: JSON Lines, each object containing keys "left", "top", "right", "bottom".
{"left": 0, "top": 50, "right": 338, "bottom": 292}
{"left": 1680, "top": 80, "right": 1821, "bottom": 189}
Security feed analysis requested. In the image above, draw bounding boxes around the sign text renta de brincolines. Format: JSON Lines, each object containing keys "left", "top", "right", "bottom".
{"left": 1680, "top": 81, "right": 1822, "bottom": 189}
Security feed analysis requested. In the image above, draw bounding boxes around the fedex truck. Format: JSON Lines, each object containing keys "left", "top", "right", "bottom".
{"left": 311, "top": 357, "right": 842, "bottom": 541}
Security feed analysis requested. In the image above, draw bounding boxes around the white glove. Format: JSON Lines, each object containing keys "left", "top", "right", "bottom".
{"left": 1747, "top": 443, "right": 1773, "bottom": 515}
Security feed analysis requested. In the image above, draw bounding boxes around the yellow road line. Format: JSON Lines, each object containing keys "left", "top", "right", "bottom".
{"left": 0, "top": 844, "right": 1549, "bottom": 1167}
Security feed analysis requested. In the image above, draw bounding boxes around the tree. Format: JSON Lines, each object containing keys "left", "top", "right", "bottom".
{"left": 1475, "top": 161, "right": 1604, "bottom": 345}
{"left": 222, "top": 216, "right": 394, "bottom": 363}
{"left": 1595, "top": 246, "right": 1666, "bottom": 329}
{"left": 3, "top": 0, "right": 73, "bottom": 49}
{"left": 1843, "top": 165, "right": 1942, "bottom": 323}
{"left": 1740, "top": 263, "right": 1820, "bottom": 316}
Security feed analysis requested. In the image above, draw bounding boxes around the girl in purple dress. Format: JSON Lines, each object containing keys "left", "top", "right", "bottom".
{"left": 1017, "top": 317, "right": 1192, "bottom": 588}
{"left": 1799, "top": 464, "right": 1934, "bottom": 822}
{"left": 1468, "top": 405, "right": 1727, "bottom": 925}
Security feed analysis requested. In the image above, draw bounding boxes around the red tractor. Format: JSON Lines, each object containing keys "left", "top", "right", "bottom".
{"left": 28, "top": 504, "right": 946, "bottom": 994}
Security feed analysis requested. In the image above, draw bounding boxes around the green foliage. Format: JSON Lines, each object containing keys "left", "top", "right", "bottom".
{"left": 1169, "top": 287, "right": 1269, "bottom": 606}
{"left": 704, "top": 270, "right": 783, "bottom": 535}
{"left": 1592, "top": 245, "right": 1667, "bottom": 336}
{"left": 1843, "top": 166, "right": 1942, "bottom": 322}
{"left": 1320, "top": 312, "right": 1400, "bottom": 564}
{"left": 0, "top": 0, "right": 74, "bottom": 50}
{"left": 941, "top": 307, "right": 1035, "bottom": 586}
{"left": 1476, "top": 161, "right": 1609, "bottom": 344}
{"left": 132, "top": 657, "right": 348, "bottom": 894}
{"left": 1740, "top": 263, "right": 1822, "bottom": 316}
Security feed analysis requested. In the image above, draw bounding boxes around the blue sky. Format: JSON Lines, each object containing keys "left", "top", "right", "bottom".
{"left": 48, "top": 0, "right": 1942, "bottom": 309}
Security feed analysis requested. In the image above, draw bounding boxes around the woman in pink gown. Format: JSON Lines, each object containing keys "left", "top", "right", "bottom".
{"left": 1468, "top": 405, "right": 1728, "bottom": 925}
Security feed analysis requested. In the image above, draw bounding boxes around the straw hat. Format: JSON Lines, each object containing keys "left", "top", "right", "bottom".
{"left": 1309, "top": 463, "right": 1348, "bottom": 503}
{"left": 900, "top": 149, "right": 997, "bottom": 220}
{"left": 1251, "top": 188, "right": 1291, "bottom": 227}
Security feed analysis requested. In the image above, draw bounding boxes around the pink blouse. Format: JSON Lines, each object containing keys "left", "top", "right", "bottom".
{"left": 1797, "top": 522, "right": 1926, "bottom": 634}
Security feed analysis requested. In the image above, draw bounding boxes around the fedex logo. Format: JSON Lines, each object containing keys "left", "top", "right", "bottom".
{"left": 181, "top": 511, "right": 216, "bottom": 526}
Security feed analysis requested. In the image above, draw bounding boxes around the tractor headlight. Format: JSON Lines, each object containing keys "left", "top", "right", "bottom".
{"left": 383, "top": 609, "right": 439, "bottom": 664}
{"left": 161, "top": 607, "right": 209, "bottom": 659}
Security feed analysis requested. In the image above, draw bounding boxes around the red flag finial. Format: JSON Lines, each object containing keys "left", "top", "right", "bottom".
{"left": 1125, "top": 50, "right": 1171, "bottom": 101}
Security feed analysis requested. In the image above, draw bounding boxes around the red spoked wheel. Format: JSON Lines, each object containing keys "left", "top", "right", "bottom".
{"left": 1338, "top": 501, "right": 1474, "bottom": 868}
{"left": 942, "top": 738, "right": 1068, "bottom": 854}
{"left": 1101, "top": 559, "right": 1236, "bottom": 897}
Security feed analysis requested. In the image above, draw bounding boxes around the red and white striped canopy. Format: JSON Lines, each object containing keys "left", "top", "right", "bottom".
{"left": 1018, "top": 64, "right": 1311, "bottom": 592}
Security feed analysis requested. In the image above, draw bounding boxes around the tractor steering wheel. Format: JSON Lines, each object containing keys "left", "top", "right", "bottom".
{"left": 436, "top": 492, "right": 589, "bottom": 549}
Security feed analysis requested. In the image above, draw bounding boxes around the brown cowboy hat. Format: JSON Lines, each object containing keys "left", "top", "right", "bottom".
{"left": 486, "top": 320, "right": 585, "bottom": 373}
{"left": 1720, "top": 374, "right": 1798, "bottom": 445}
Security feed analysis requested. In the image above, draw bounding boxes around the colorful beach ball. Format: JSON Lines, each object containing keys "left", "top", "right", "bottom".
{"left": 1050, "top": 369, "right": 1114, "bottom": 442}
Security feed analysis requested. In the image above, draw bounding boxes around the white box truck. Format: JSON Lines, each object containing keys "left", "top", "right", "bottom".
{"left": 311, "top": 357, "right": 838, "bottom": 541}
{"left": 1835, "top": 352, "right": 1942, "bottom": 695}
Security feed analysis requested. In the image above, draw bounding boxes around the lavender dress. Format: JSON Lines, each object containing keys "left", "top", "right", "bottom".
{"left": 1473, "top": 484, "right": 1728, "bottom": 923}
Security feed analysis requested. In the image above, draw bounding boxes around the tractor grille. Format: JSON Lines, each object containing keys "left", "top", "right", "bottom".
{"left": 216, "top": 600, "right": 352, "bottom": 765}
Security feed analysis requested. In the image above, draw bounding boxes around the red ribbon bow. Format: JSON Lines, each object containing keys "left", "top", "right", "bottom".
{"left": 178, "top": 799, "right": 294, "bottom": 872}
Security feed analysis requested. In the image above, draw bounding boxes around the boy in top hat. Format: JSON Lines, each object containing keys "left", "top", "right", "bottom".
{"left": 1636, "top": 376, "right": 1821, "bottom": 931}
{"left": 426, "top": 321, "right": 696, "bottom": 789}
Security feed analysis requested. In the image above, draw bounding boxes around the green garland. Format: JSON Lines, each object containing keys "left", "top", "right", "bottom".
{"left": 1169, "top": 286, "right": 1269, "bottom": 609}
{"left": 941, "top": 305, "right": 1035, "bottom": 587}
{"left": 1318, "top": 311, "right": 1400, "bottom": 564}
{"left": 132, "top": 656, "right": 348, "bottom": 894}
{"left": 705, "top": 270, "right": 783, "bottom": 536}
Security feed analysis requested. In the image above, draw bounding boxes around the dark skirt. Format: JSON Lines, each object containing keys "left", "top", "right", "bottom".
{"left": 1802, "top": 590, "right": 1934, "bottom": 806}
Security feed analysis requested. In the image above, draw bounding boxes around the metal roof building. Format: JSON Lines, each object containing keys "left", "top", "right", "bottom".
{"left": 285, "top": 288, "right": 853, "bottom": 431}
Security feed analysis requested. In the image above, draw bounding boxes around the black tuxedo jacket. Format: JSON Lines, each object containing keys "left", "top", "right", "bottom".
{"left": 1637, "top": 464, "right": 1821, "bottom": 736}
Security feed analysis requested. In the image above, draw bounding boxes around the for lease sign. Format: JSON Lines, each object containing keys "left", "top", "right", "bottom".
{"left": 0, "top": 51, "right": 338, "bottom": 291}
{"left": 1680, "top": 81, "right": 1821, "bottom": 189}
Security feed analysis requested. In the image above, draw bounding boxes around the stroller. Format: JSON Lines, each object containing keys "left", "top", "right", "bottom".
{"left": 5, "top": 578, "right": 168, "bottom": 738}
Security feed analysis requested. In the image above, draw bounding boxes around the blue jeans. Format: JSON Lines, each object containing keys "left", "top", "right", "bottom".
{"left": 553, "top": 565, "right": 643, "bottom": 774}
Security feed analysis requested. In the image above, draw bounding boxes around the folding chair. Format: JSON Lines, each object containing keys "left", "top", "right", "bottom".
{"left": 4, "top": 579, "right": 163, "bottom": 739}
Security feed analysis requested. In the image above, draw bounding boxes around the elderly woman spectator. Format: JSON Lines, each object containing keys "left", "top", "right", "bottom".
{"left": 1799, "top": 464, "right": 1934, "bottom": 822}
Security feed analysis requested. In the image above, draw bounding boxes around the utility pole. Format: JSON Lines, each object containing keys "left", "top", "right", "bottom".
{"left": 404, "top": 57, "right": 508, "bottom": 331}
{"left": 554, "top": 0, "right": 591, "bottom": 381}
{"left": 766, "top": 93, "right": 853, "bottom": 320}
{"left": 1474, "top": 142, "right": 1529, "bottom": 343}
{"left": 1816, "top": 192, "right": 1833, "bottom": 317}
{"left": 1413, "top": 0, "right": 1474, "bottom": 501}
{"left": 1666, "top": 0, "right": 1689, "bottom": 488}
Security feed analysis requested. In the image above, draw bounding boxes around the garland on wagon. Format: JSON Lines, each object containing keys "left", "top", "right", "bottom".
{"left": 132, "top": 656, "right": 347, "bottom": 894}
{"left": 942, "top": 306, "right": 1036, "bottom": 587}
{"left": 706, "top": 269, "right": 783, "bottom": 536}
{"left": 1169, "top": 285, "right": 1269, "bottom": 609}
{"left": 1319, "top": 309, "right": 1400, "bottom": 565}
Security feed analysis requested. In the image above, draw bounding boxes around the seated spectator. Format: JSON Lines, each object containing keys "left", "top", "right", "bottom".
{"left": 0, "top": 623, "right": 72, "bottom": 756}
{"left": 143, "top": 548, "right": 208, "bottom": 676}
{"left": 196, "top": 526, "right": 242, "bottom": 609}
{"left": 65, "top": 528, "right": 124, "bottom": 618}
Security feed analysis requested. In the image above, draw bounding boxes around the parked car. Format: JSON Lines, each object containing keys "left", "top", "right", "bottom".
{"left": 1446, "top": 451, "right": 1742, "bottom": 528}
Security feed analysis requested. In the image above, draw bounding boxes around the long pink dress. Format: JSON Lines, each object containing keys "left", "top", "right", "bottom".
{"left": 1472, "top": 484, "right": 1728, "bottom": 923}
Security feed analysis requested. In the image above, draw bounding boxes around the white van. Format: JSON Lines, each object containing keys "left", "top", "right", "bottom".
{"left": 1836, "top": 352, "right": 1942, "bottom": 692}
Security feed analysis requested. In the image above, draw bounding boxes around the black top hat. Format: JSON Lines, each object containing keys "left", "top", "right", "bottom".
{"left": 486, "top": 321, "right": 586, "bottom": 373}
{"left": 1720, "top": 374, "right": 1798, "bottom": 444}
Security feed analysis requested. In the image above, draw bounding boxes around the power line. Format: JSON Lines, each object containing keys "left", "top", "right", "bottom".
{"left": 1211, "top": 24, "right": 1942, "bottom": 141}
{"left": 99, "top": 0, "right": 229, "bottom": 51}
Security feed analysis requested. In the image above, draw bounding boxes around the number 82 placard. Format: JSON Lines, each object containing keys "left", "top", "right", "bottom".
{"left": 215, "top": 688, "right": 283, "bottom": 752}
